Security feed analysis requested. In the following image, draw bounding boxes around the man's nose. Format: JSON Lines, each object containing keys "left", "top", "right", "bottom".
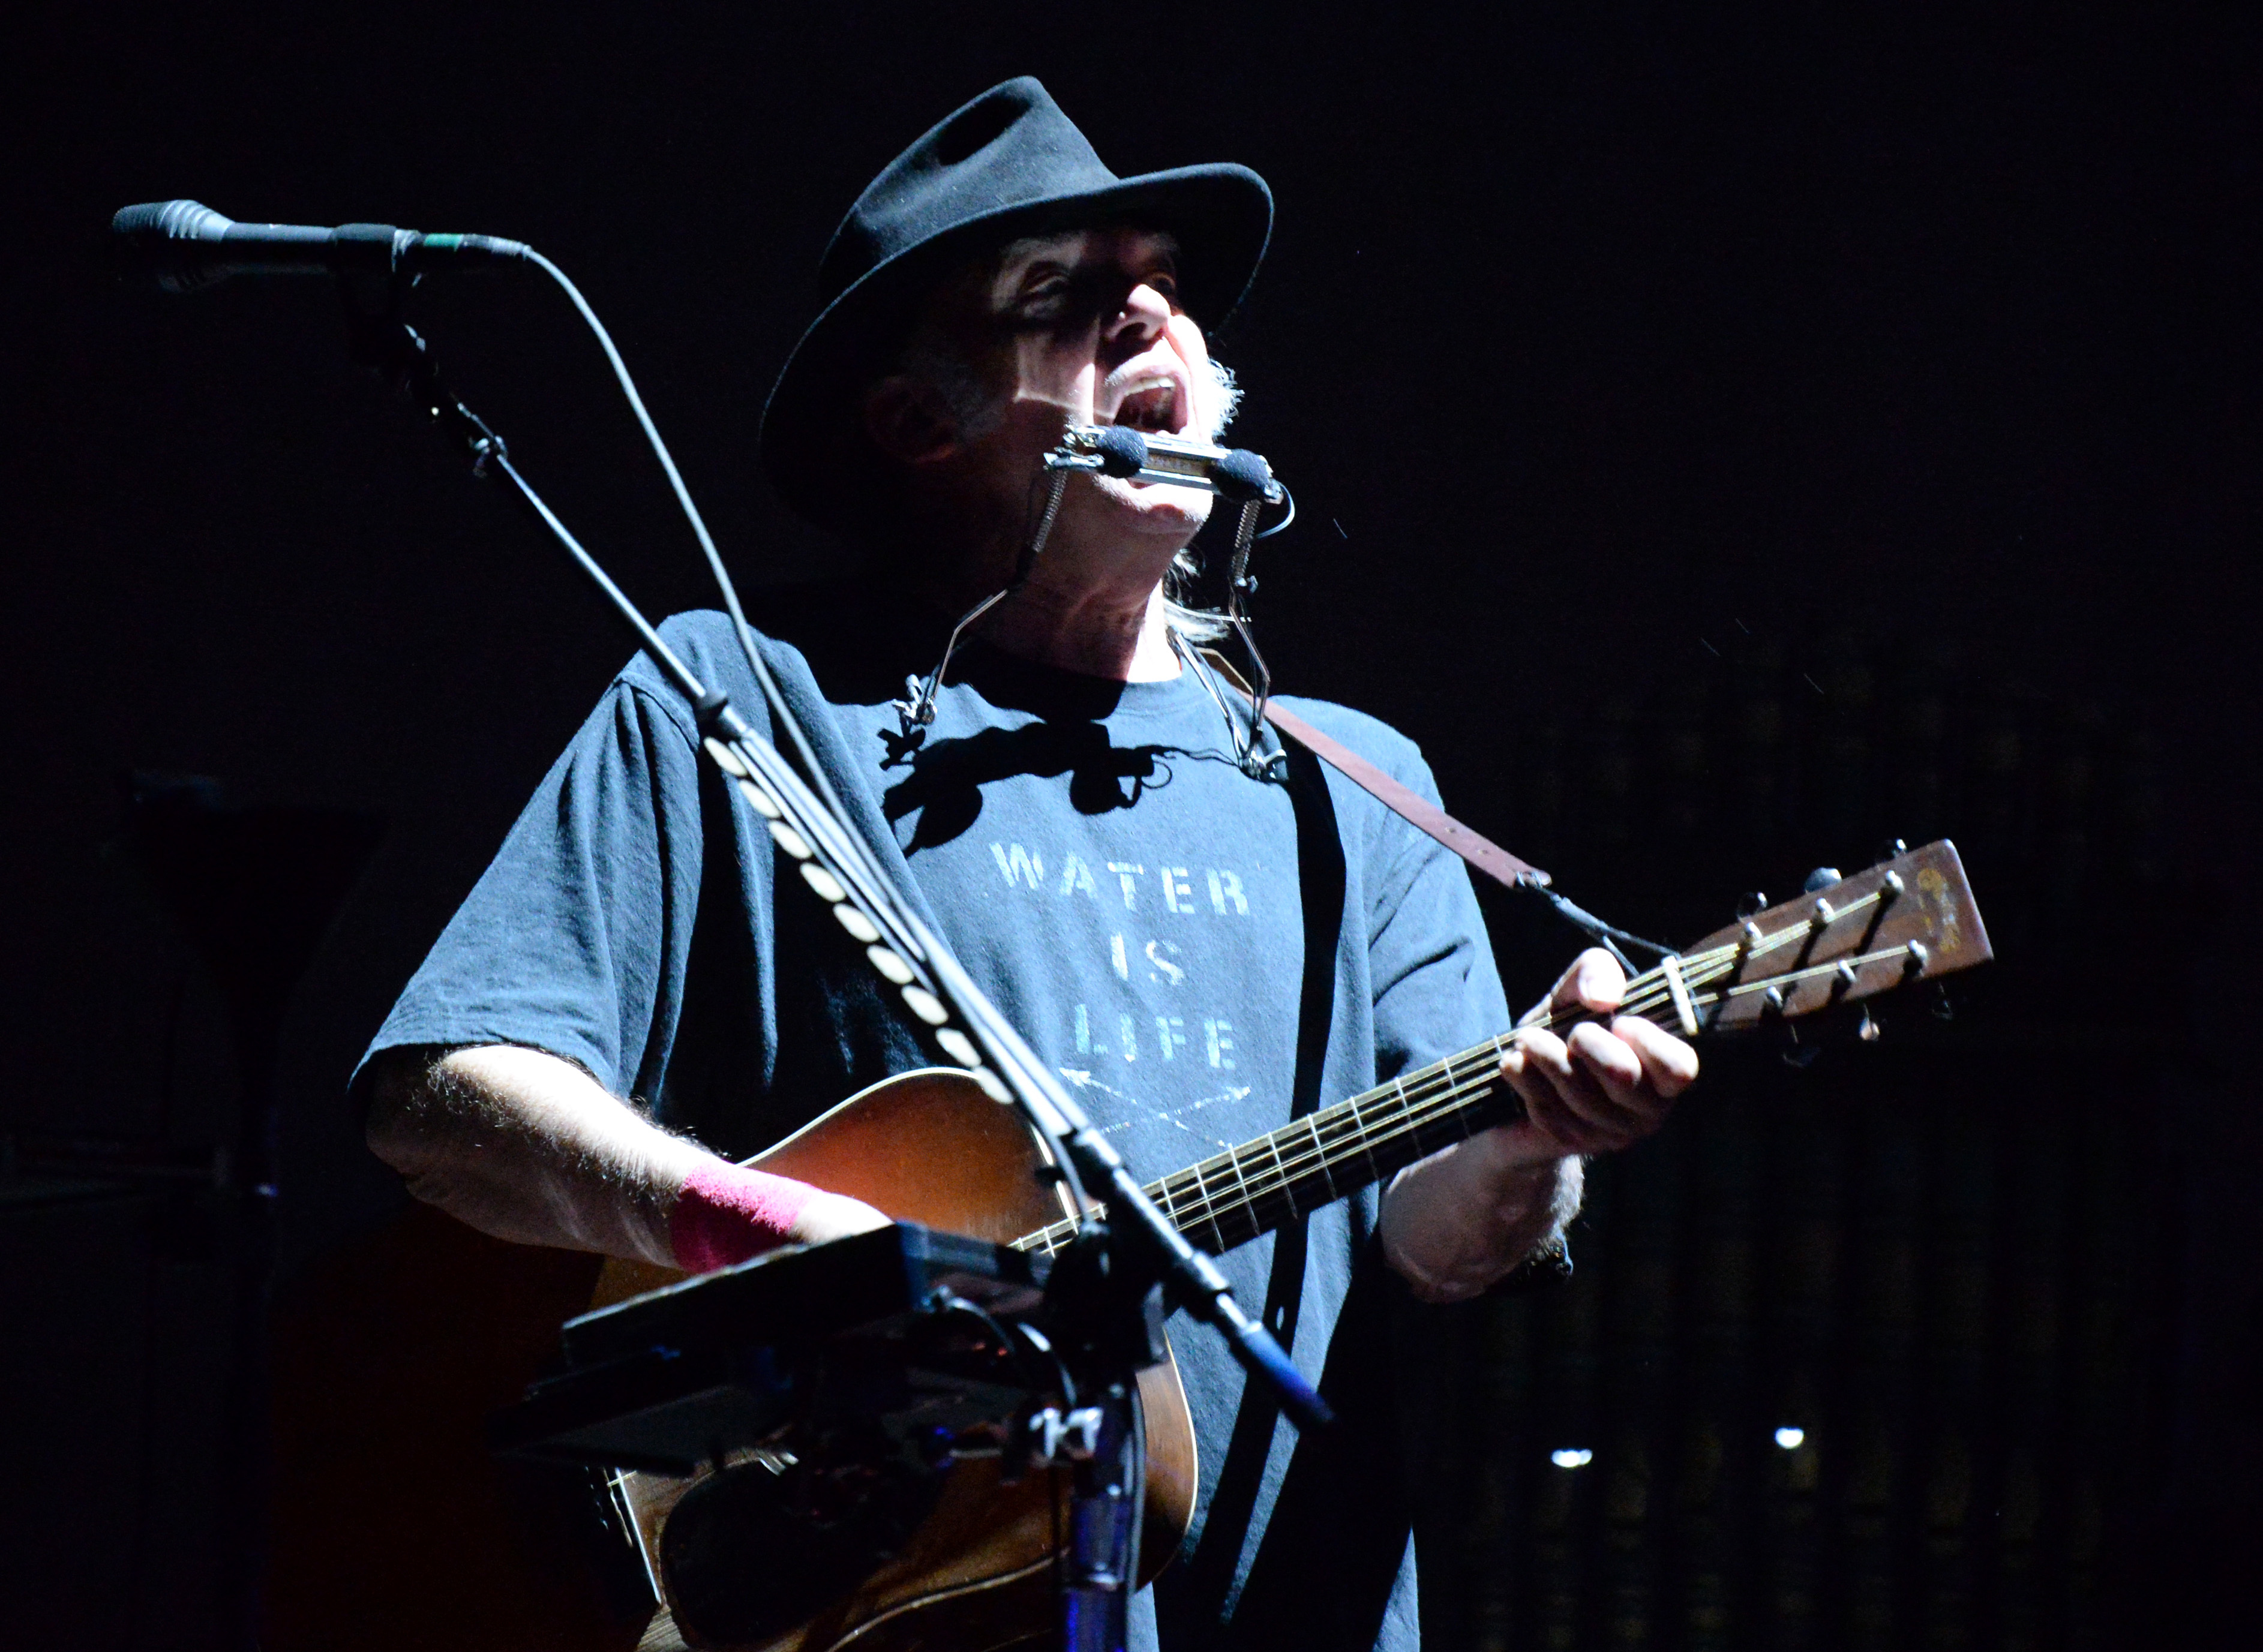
{"left": 1102, "top": 280, "right": 1172, "bottom": 351}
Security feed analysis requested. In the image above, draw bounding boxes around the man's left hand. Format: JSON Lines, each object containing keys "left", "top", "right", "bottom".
{"left": 1379, "top": 947, "right": 1696, "bottom": 1302}
{"left": 1494, "top": 947, "right": 1697, "bottom": 1163}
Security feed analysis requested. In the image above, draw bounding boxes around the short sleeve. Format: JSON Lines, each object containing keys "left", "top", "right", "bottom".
{"left": 1356, "top": 741, "right": 1513, "bottom": 1083}
{"left": 354, "top": 678, "right": 707, "bottom": 1104}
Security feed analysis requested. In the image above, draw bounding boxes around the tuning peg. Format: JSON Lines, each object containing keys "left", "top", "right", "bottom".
{"left": 1931, "top": 984, "right": 1955, "bottom": 1022}
{"left": 1857, "top": 1008, "right": 1881, "bottom": 1042}
{"left": 1803, "top": 866, "right": 1843, "bottom": 893}
{"left": 1736, "top": 890, "right": 1769, "bottom": 918}
{"left": 1881, "top": 838, "right": 1908, "bottom": 860}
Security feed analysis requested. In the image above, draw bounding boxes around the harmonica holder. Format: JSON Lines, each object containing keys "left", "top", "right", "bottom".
{"left": 892, "top": 428, "right": 1291, "bottom": 780}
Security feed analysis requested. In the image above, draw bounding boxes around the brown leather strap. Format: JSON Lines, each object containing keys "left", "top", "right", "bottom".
{"left": 1256, "top": 697, "right": 1552, "bottom": 891}
{"left": 1195, "top": 650, "right": 1552, "bottom": 891}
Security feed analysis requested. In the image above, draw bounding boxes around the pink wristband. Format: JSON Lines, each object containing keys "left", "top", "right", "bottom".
{"left": 671, "top": 1162, "right": 821, "bottom": 1273}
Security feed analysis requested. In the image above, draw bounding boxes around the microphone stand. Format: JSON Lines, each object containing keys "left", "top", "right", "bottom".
{"left": 332, "top": 271, "right": 1328, "bottom": 1652}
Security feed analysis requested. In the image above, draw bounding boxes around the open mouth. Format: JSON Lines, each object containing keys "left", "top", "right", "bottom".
{"left": 1104, "top": 375, "right": 1182, "bottom": 435}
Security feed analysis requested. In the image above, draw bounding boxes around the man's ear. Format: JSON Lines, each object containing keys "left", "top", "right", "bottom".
{"left": 863, "top": 376, "right": 960, "bottom": 466}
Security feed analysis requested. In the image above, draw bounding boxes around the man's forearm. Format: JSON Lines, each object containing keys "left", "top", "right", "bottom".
{"left": 1380, "top": 1130, "right": 1583, "bottom": 1303}
{"left": 364, "top": 1044, "right": 707, "bottom": 1266}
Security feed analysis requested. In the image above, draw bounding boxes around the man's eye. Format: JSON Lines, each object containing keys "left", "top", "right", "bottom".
{"left": 1145, "top": 272, "right": 1179, "bottom": 301}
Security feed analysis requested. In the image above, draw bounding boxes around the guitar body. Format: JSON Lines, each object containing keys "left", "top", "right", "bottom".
{"left": 595, "top": 1069, "right": 1199, "bottom": 1652}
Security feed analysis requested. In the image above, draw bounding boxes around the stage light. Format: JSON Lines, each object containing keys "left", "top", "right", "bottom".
{"left": 1550, "top": 1448, "right": 1593, "bottom": 1468}
{"left": 1774, "top": 1427, "right": 1806, "bottom": 1449}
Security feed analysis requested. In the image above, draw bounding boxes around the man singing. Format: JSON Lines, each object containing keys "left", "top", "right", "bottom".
{"left": 360, "top": 78, "right": 1696, "bottom": 1651}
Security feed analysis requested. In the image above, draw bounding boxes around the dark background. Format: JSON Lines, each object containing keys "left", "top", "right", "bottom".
{"left": 4, "top": 4, "right": 2256, "bottom": 1648}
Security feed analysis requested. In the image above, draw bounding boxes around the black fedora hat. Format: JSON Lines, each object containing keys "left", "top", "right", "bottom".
{"left": 758, "top": 77, "right": 1272, "bottom": 536}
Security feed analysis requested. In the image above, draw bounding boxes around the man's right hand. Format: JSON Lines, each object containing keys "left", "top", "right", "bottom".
{"left": 792, "top": 1188, "right": 895, "bottom": 1247}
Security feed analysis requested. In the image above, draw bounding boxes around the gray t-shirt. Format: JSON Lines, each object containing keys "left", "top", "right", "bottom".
{"left": 363, "top": 587, "right": 1512, "bottom": 1651}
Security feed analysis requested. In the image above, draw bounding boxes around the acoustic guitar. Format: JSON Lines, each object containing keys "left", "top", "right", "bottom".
{"left": 583, "top": 839, "right": 1991, "bottom": 1652}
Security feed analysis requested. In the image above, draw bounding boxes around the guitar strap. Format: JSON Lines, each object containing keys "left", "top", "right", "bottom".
{"left": 1194, "top": 649, "right": 1552, "bottom": 894}
{"left": 1257, "top": 698, "right": 1550, "bottom": 890}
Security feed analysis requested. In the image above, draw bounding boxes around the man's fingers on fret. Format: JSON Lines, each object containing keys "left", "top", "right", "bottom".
{"left": 1557, "top": 1037, "right": 1662, "bottom": 1145}
{"left": 1613, "top": 1016, "right": 1699, "bottom": 1098}
{"left": 1505, "top": 1026, "right": 1572, "bottom": 1082}
{"left": 1506, "top": 1028, "right": 1602, "bottom": 1116}
{"left": 1514, "top": 1027, "right": 1634, "bottom": 1121}
{"left": 1499, "top": 1042, "right": 1592, "bottom": 1151}
{"left": 1503, "top": 1034, "right": 1643, "bottom": 1153}
{"left": 1567, "top": 1022, "right": 1643, "bottom": 1094}
{"left": 1514, "top": 1074, "right": 1613, "bottom": 1155}
{"left": 1550, "top": 947, "right": 1626, "bottom": 1016}
{"left": 1540, "top": 1080, "right": 1649, "bottom": 1154}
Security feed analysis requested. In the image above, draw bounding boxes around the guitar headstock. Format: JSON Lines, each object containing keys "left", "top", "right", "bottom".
{"left": 1666, "top": 839, "right": 1992, "bottom": 1037}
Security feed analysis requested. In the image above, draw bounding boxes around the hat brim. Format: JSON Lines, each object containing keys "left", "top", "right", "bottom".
{"left": 759, "top": 161, "right": 1272, "bottom": 539}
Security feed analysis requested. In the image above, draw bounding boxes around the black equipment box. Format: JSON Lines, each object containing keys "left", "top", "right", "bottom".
{"left": 490, "top": 1223, "right": 1050, "bottom": 1474}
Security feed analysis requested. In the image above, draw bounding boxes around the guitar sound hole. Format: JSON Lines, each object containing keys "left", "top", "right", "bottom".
{"left": 661, "top": 1453, "right": 947, "bottom": 1645}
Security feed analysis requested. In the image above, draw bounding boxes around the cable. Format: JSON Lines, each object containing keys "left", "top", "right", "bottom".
{"left": 1253, "top": 481, "right": 1296, "bottom": 539}
{"left": 931, "top": 1291, "right": 1072, "bottom": 1406}
{"left": 523, "top": 251, "right": 867, "bottom": 854}
{"left": 1530, "top": 885, "right": 1674, "bottom": 966}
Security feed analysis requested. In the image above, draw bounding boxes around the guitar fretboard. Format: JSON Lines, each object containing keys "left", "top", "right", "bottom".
{"left": 1013, "top": 881, "right": 1899, "bottom": 1257}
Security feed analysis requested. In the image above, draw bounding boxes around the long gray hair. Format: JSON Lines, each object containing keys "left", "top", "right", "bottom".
{"left": 1155, "top": 357, "right": 1243, "bottom": 642}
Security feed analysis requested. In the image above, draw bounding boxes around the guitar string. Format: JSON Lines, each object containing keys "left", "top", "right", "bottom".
{"left": 1174, "top": 930, "right": 1921, "bottom": 1235}
{"left": 1171, "top": 1037, "right": 1538, "bottom": 1240}
{"left": 1018, "top": 972, "right": 1690, "bottom": 1255}
{"left": 1185, "top": 1052, "right": 1509, "bottom": 1232}
{"left": 1018, "top": 922, "right": 1921, "bottom": 1255}
{"left": 1037, "top": 1023, "right": 1676, "bottom": 1254}
{"left": 1036, "top": 881, "right": 1916, "bottom": 1251}
{"left": 1140, "top": 891, "right": 1880, "bottom": 1230}
{"left": 1019, "top": 1054, "right": 1511, "bottom": 1255}
{"left": 1016, "top": 935, "right": 1773, "bottom": 1252}
{"left": 1023, "top": 938, "right": 1778, "bottom": 1253}
{"left": 1161, "top": 933, "right": 1923, "bottom": 1243}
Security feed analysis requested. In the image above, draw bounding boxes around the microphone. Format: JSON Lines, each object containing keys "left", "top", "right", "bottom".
{"left": 1052, "top": 424, "right": 1282, "bottom": 503}
{"left": 113, "top": 200, "right": 529, "bottom": 293}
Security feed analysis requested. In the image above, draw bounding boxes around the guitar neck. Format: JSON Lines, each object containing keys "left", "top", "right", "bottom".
{"left": 1013, "top": 839, "right": 1989, "bottom": 1258}
{"left": 1015, "top": 1032, "right": 1515, "bottom": 1259}
{"left": 1015, "top": 986, "right": 1691, "bottom": 1260}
